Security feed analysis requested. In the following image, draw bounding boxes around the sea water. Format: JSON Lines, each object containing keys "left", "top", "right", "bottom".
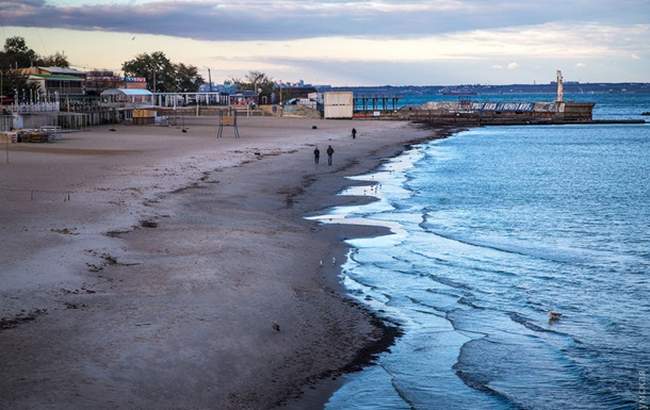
{"left": 316, "top": 95, "right": 650, "bottom": 409}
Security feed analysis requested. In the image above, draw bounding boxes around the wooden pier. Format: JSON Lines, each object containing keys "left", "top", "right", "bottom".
{"left": 353, "top": 95, "right": 400, "bottom": 115}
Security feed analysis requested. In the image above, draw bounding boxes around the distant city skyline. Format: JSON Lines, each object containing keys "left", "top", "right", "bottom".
{"left": 1, "top": 0, "right": 649, "bottom": 85}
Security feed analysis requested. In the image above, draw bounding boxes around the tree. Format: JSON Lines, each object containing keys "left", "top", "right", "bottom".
{"left": 39, "top": 52, "right": 70, "bottom": 68}
{"left": 1, "top": 37, "right": 39, "bottom": 99}
{"left": 0, "top": 71, "right": 33, "bottom": 101}
{"left": 0, "top": 37, "right": 69, "bottom": 69}
{"left": 122, "top": 51, "right": 203, "bottom": 92}
{"left": 175, "top": 63, "right": 203, "bottom": 92}
{"left": 232, "top": 71, "right": 274, "bottom": 96}
{"left": 122, "top": 51, "right": 174, "bottom": 92}
{"left": 2, "top": 36, "right": 39, "bottom": 69}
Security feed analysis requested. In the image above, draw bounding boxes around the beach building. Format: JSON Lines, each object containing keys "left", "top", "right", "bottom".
{"left": 85, "top": 70, "right": 124, "bottom": 96}
{"left": 229, "top": 90, "right": 258, "bottom": 106}
{"left": 124, "top": 76, "right": 148, "bottom": 89}
{"left": 323, "top": 91, "right": 354, "bottom": 119}
{"left": 273, "top": 85, "right": 318, "bottom": 105}
{"left": 199, "top": 82, "right": 237, "bottom": 94}
{"left": 85, "top": 72, "right": 147, "bottom": 95}
{"left": 19, "top": 66, "right": 87, "bottom": 98}
{"left": 100, "top": 88, "right": 154, "bottom": 106}
{"left": 153, "top": 92, "right": 230, "bottom": 108}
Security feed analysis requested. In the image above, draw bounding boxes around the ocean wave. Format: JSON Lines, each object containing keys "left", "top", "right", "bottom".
{"left": 323, "top": 120, "right": 650, "bottom": 410}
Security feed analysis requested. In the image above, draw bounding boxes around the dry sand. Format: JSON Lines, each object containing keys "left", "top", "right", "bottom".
{"left": 0, "top": 117, "right": 445, "bottom": 409}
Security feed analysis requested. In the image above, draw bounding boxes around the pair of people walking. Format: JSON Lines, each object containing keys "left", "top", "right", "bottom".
{"left": 314, "top": 145, "right": 334, "bottom": 166}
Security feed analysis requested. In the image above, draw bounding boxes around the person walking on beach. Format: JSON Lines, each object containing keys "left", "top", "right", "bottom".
{"left": 327, "top": 145, "right": 334, "bottom": 166}
{"left": 313, "top": 146, "right": 320, "bottom": 165}
{"left": 352, "top": 128, "right": 357, "bottom": 139}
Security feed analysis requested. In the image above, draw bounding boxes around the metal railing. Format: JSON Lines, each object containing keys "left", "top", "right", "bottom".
{"left": 8, "top": 102, "right": 61, "bottom": 113}
{"left": 0, "top": 187, "right": 73, "bottom": 202}
{"left": 0, "top": 115, "right": 12, "bottom": 132}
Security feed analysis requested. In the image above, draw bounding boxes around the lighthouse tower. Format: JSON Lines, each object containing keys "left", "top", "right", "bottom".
{"left": 556, "top": 70, "right": 564, "bottom": 103}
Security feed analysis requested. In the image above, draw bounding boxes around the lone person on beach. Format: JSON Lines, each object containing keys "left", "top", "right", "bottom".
{"left": 313, "top": 147, "right": 320, "bottom": 165}
{"left": 352, "top": 128, "right": 357, "bottom": 139}
{"left": 327, "top": 145, "right": 334, "bottom": 166}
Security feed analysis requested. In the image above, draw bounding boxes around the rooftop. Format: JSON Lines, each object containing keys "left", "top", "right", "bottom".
{"left": 101, "top": 88, "right": 153, "bottom": 96}
{"left": 39, "top": 66, "right": 86, "bottom": 76}
{"left": 29, "top": 74, "right": 84, "bottom": 81}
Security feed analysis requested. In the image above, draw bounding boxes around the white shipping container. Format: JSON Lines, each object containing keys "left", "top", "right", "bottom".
{"left": 323, "top": 92, "right": 353, "bottom": 119}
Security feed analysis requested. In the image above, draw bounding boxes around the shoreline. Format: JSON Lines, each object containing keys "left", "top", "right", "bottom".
{"left": 284, "top": 125, "right": 463, "bottom": 408}
{"left": 0, "top": 118, "right": 458, "bottom": 409}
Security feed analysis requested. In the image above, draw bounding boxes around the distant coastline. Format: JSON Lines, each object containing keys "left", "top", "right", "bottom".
{"left": 321, "top": 83, "right": 650, "bottom": 96}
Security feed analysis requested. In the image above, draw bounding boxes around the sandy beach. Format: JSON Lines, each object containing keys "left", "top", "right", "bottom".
{"left": 0, "top": 117, "right": 444, "bottom": 409}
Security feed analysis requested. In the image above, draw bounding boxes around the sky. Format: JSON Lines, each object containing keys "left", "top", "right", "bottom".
{"left": 1, "top": 0, "right": 649, "bottom": 85}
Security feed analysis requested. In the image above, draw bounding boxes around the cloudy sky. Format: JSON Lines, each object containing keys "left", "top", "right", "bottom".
{"left": 1, "top": 0, "right": 649, "bottom": 85}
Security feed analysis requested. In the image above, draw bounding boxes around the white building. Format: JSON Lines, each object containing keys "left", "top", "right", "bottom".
{"left": 323, "top": 92, "right": 354, "bottom": 119}
{"left": 100, "top": 88, "right": 154, "bottom": 107}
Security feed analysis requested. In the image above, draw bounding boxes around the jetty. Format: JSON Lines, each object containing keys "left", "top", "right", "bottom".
{"left": 352, "top": 71, "right": 645, "bottom": 126}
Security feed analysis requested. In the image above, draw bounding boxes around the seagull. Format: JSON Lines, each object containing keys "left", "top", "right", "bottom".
{"left": 548, "top": 311, "right": 562, "bottom": 322}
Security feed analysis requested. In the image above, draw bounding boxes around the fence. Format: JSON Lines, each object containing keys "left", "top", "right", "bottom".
{"left": 8, "top": 102, "right": 60, "bottom": 113}
{"left": 0, "top": 187, "right": 73, "bottom": 202}
{"left": 1, "top": 115, "right": 13, "bottom": 131}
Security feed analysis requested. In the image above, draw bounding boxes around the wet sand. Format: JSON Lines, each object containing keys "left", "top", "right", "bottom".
{"left": 0, "top": 117, "right": 446, "bottom": 409}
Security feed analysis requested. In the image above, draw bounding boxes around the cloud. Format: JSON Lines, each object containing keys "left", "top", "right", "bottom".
{"left": 5, "top": 24, "right": 650, "bottom": 84}
{"left": 576, "top": 62, "right": 586, "bottom": 68}
{"left": 2, "top": 0, "right": 650, "bottom": 41}
{"left": 3, "top": 1, "right": 649, "bottom": 84}
{"left": 6, "top": 21, "right": 648, "bottom": 72}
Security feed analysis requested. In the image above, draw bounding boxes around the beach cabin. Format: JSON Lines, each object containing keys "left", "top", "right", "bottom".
{"left": 100, "top": 88, "right": 154, "bottom": 107}
{"left": 323, "top": 92, "right": 354, "bottom": 119}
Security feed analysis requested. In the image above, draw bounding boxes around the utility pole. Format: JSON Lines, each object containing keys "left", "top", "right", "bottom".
{"left": 4, "top": 78, "right": 8, "bottom": 164}
{"left": 279, "top": 83, "right": 283, "bottom": 117}
{"left": 208, "top": 68, "right": 213, "bottom": 92}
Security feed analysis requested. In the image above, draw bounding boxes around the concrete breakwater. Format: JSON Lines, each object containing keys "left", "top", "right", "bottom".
{"left": 399, "top": 101, "right": 600, "bottom": 126}
{"left": 349, "top": 100, "right": 644, "bottom": 126}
